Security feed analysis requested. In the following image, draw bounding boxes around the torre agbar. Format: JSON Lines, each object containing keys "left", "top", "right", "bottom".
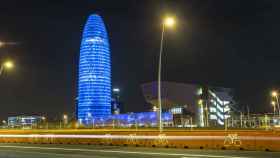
{"left": 78, "top": 14, "right": 111, "bottom": 123}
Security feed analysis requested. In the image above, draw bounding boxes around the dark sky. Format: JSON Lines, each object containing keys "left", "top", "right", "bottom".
{"left": 0, "top": 0, "right": 280, "bottom": 121}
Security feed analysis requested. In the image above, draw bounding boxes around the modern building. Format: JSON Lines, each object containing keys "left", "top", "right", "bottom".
{"left": 111, "top": 88, "right": 123, "bottom": 114}
{"left": 7, "top": 116, "right": 44, "bottom": 128}
{"left": 83, "top": 112, "right": 173, "bottom": 127}
{"left": 77, "top": 14, "right": 111, "bottom": 123}
{"left": 141, "top": 81, "right": 235, "bottom": 127}
{"left": 110, "top": 112, "right": 173, "bottom": 127}
{"left": 200, "top": 87, "right": 233, "bottom": 127}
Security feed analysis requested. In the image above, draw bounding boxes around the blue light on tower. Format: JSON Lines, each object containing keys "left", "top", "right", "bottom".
{"left": 78, "top": 14, "right": 111, "bottom": 123}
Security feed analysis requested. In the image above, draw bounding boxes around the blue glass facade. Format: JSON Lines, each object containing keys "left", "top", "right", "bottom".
{"left": 109, "top": 112, "right": 172, "bottom": 126}
{"left": 78, "top": 14, "right": 111, "bottom": 122}
{"left": 83, "top": 112, "right": 173, "bottom": 127}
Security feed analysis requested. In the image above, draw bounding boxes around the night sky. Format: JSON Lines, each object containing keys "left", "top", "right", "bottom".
{"left": 0, "top": 0, "right": 280, "bottom": 121}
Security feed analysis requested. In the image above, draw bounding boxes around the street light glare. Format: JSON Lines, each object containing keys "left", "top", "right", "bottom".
{"left": 198, "top": 99, "right": 203, "bottom": 105}
{"left": 113, "top": 88, "right": 120, "bottom": 92}
{"left": 271, "top": 101, "right": 276, "bottom": 106}
{"left": 3, "top": 61, "right": 14, "bottom": 69}
{"left": 272, "top": 91, "right": 278, "bottom": 97}
{"left": 0, "top": 41, "right": 4, "bottom": 47}
{"left": 164, "top": 17, "right": 175, "bottom": 27}
{"left": 63, "top": 114, "right": 68, "bottom": 120}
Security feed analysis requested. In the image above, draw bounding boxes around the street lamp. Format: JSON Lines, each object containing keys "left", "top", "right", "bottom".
{"left": 271, "top": 101, "right": 276, "bottom": 116}
{"left": 271, "top": 91, "right": 280, "bottom": 117}
{"left": 0, "top": 41, "right": 4, "bottom": 47}
{"left": 152, "top": 106, "right": 157, "bottom": 112}
{"left": 42, "top": 116, "right": 46, "bottom": 121}
{"left": 113, "top": 88, "right": 120, "bottom": 92}
{"left": 0, "top": 60, "right": 14, "bottom": 75}
{"left": 63, "top": 114, "right": 68, "bottom": 120}
{"left": 63, "top": 114, "right": 68, "bottom": 127}
{"left": 42, "top": 116, "right": 48, "bottom": 129}
{"left": 2, "top": 120, "right": 6, "bottom": 125}
{"left": 272, "top": 91, "right": 277, "bottom": 97}
{"left": 158, "top": 16, "right": 176, "bottom": 133}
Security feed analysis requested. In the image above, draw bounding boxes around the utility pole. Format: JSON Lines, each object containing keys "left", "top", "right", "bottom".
{"left": 265, "top": 114, "right": 268, "bottom": 130}
{"left": 247, "top": 106, "right": 251, "bottom": 128}
{"left": 240, "top": 112, "right": 243, "bottom": 128}
{"left": 247, "top": 106, "right": 250, "bottom": 119}
{"left": 205, "top": 102, "right": 209, "bottom": 127}
{"left": 190, "top": 117, "right": 193, "bottom": 131}
{"left": 225, "top": 118, "right": 228, "bottom": 131}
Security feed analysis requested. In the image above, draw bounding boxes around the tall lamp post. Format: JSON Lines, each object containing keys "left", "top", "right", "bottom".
{"left": 158, "top": 16, "right": 175, "bottom": 133}
{"left": 1, "top": 40, "right": 16, "bottom": 76}
{"left": 63, "top": 114, "right": 68, "bottom": 128}
{"left": 272, "top": 91, "right": 280, "bottom": 117}
{"left": 0, "top": 61, "right": 14, "bottom": 76}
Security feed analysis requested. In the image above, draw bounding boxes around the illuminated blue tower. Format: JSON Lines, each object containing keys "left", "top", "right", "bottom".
{"left": 78, "top": 14, "right": 111, "bottom": 123}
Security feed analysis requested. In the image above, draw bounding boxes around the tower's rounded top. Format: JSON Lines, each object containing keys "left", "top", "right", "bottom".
{"left": 87, "top": 14, "right": 102, "bottom": 21}
{"left": 88, "top": 13, "right": 101, "bottom": 17}
{"left": 85, "top": 14, "right": 104, "bottom": 24}
{"left": 82, "top": 14, "right": 108, "bottom": 40}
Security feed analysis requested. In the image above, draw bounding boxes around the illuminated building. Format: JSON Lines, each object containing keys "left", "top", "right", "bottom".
{"left": 206, "top": 88, "right": 232, "bottom": 126}
{"left": 142, "top": 82, "right": 198, "bottom": 127}
{"left": 86, "top": 112, "right": 173, "bottom": 127}
{"left": 7, "top": 116, "right": 44, "bottom": 128}
{"left": 77, "top": 14, "right": 111, "bottom": 123}
{"left": 111, "top": 88, "right": 123, "bottom": 114}
{"left": 110, "top": 112, "right": 172, "bottom": 127}
{"left": 141, "top": 81, "right": 235, "bottom": 127}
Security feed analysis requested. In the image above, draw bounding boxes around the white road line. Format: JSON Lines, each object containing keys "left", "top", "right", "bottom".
{"left": 0, "top": 145, "right": 250, "bottom": 158}
{"left": 0, "top": 149, "right": 116, "bottom": 158}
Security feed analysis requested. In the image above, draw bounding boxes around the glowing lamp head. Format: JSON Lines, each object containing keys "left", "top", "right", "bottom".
{"left": 271, "top": 101, "right": 276, "bottom": 106}
{"left": 3, "top": 61, "right": 14, "bottom": 69}
{"left": 152, "top": 106, "right": 157, "bottom": 112}
{"left": 272, "top": 91, "right": 278, "bottom": 97}
{"left": 198, "top": 99, "right": 203, "bottom": 105}
{"left": 63, "top": 114, "right": 68, "bottom": 120}
{"left": 164, "top": 17, "right": 175, "bottom": 27}
{"left": 113, "top": 88, "right": 120, "bottom": 92}
{"left": 42, "top": 116, "right": 46, "bottom": 121}
{"left": 0, "top": 41, "right": 4, "bottom": 47}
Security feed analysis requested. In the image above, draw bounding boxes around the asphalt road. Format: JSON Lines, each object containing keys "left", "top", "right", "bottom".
{"left": 0, "top": 143, "right": 279, "bottom": 158}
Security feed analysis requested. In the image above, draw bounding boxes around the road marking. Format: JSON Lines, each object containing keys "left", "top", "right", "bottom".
{"left": 0, "top": 145, "right": 250, "bottom": 158}
{"left": 224, "top": 134, "right": 242, "bottom": 147}
{"left": 0, "top": 149, "right": 116, "bottom": 158}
